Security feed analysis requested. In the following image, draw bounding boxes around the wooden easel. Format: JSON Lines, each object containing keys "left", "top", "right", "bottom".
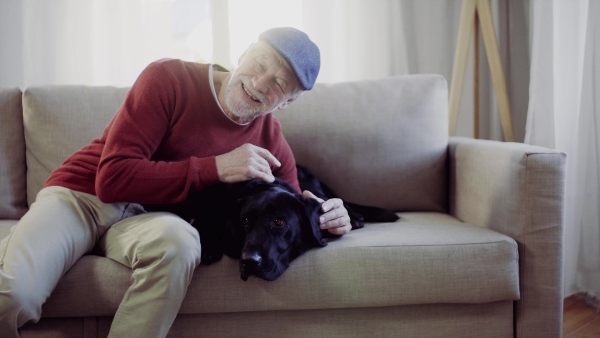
{"left": 449, "top": 0, "right": 515, "bottom": 142}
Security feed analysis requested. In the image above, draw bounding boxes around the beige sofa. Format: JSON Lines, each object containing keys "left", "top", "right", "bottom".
{"left": 0, "top": 74, "right": 565, "bottom": 337}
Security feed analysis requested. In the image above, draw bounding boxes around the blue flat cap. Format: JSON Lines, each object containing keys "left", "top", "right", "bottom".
{"left": 259, "top": 27, "right": 320, "bottom": 90}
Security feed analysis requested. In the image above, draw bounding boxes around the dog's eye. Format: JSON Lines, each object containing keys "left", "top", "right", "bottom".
{"left": 241, "top": 218, "right": 250, "bottom": 229}
{"left": 273, "top": 218, "right": 286, "bottom": 228}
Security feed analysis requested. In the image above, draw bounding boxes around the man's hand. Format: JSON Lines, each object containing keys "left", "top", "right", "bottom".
{"left": 216, "top": 144, "right": 281, "bottom": 183}
{"left": 303, "top": 190, "right": 352, "bottom": 236}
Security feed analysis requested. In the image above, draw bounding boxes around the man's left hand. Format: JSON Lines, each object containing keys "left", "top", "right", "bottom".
{"left": 303, "top": 190, "right": 352, "bottom": 236}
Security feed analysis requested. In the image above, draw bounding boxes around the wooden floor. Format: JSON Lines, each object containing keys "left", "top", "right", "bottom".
{"left": 564, "top": 294, "right": 600, "bottom": 337}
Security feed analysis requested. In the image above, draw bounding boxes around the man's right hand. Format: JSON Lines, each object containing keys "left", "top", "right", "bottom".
{"left": 215, "top": 143, "right": 281, "bottom": 183}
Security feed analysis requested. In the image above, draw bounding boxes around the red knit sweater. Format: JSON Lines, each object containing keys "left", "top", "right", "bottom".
{"left": 44, "top": 59, "right": 299, "bottom": 204}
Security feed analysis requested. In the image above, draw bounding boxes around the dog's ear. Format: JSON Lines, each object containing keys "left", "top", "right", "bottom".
{"left": 298, "top": 195, "right": 328, "bottom": 247}
{"left": 222, "top": 197, "right": 248, "bottom": 259}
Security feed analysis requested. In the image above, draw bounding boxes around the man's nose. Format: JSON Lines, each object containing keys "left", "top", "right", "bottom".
{"left": 251, "top": 75, "right": 270, "bottom": 94}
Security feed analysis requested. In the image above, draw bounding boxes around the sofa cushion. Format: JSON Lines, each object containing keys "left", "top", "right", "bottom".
{"left": 0, "top": 87, "right": 28, "bottom": 219}
{"left": 22, "top": 86, "right": 129, "bottom": 206}
{"left": 39, "top": 213, "right": 519, "bottom": 318}
{"left": 21, "top": 77, "right": 448, "bottom": 212}
{"left": 275, "top": 74, "right": 449, "bottom": 212}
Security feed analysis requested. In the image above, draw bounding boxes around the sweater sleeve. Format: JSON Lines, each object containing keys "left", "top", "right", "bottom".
{"left": 96, "top": 61, "right": 219, "bottom": 204}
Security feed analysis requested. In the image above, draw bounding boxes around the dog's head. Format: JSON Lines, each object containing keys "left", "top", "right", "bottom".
{"left": 224, "top": 182, "right": 327, "bottom": 281}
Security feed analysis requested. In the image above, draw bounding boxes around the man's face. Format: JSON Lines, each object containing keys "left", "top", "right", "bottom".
{"left": 224, "top": 42, "right": 301, "bottom": 124}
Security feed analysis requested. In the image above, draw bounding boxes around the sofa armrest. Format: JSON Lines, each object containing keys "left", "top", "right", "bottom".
{"left": 448, "top": 136, "right": 566, "bottom": 337}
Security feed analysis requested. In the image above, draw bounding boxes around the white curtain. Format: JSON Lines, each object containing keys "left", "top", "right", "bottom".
{"left": 526, "top": 0, "right": 600, "bottom": 299}
{"left": 17, "top": 0, "right": 214, "bottom": 87}
{"left": 1, "top": 0, "right": 529, "bottom": 142}
{"left": 291, "top": 0, "right": 529, "bottom": 141}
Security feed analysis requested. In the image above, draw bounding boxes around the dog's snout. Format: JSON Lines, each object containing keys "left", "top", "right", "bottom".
{"left": 240, "top": 251, "right": 263, "bottom": 281}
{"left": 241, "top": 252, "right": 262, "bottom": 267}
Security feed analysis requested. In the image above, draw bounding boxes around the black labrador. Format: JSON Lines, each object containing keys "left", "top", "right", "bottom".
{"left": 144, "top": 165, "right": 398, "bottom": 281}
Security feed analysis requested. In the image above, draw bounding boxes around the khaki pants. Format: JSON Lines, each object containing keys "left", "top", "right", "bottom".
{"left": 0, "top": 186, "right": 201, "bottom": 338}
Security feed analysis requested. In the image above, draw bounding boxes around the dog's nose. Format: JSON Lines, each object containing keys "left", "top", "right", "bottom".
{"left": 240, "top": 252, "right": 262, "bottom": 281}
{"left": 241, "top": 252, "right": 262, "bottom": 267}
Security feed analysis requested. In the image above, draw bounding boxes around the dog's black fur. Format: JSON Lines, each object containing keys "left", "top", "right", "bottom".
{"left": 144, "top": 165, "right": 398, "bottom": 281}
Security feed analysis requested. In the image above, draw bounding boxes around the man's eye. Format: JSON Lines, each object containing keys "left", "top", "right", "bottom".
{"left": 273, "top": 218, "right": 286, "bottom": 228}
{"left": 254, "top": 60, "right": 265, "bottom": 71}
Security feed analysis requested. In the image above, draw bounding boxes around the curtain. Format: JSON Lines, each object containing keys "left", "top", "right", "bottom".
{"left": 1, "top": 0, "right": 529, "bottom": 142}
{"left": 301, "top": 0, "right": 531, "bottom": 142}
{"left": 17, "top": 0, "right": 212, "bottom": 87}
{"left": 526, "top": 0, "right": 600, "bottom": 299}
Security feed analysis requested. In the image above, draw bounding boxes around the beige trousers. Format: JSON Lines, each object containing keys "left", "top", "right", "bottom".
{"left": 0, "top": 186, "right": 202, "bottom": 338}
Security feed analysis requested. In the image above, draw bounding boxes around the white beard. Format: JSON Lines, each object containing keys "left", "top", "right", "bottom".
{"left": 224, "top": 77, "right": 270, "bottom": 123}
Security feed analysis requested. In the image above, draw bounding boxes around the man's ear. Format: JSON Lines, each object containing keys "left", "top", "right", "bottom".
{"left": 277, "top": 92, "right": 302, "bottom": 111}
{"left": 277, "top": 98, "right": 294, "bottom": 110}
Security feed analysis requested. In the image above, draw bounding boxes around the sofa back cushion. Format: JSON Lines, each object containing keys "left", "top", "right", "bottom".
{"left": 0, "top": 87, "right": 28, "bottom": 219}
{"left": 22, "top": 75, "right": 449, "bottom": 212}
{"left": 275, "top": 74, "right": 449, "bottom": 211}
{"left": 23, "top": 86, "right": 129, "bottom": 206}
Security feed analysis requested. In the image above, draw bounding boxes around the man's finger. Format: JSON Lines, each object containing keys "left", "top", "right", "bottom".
{"left": 328, "top": 223, "right": 352, "bottom": 236}
{"left": 320, "top": 212, "right": 350, "bottom": 228}
{"left": 253, "top": 146, "right": 281, "bottom": 167}
{"left": 249, "top": 165, "right": 275, "bottom": 183}
{"left": 321, "top": 198, "right": 344, "bottom": 213}
{"left": 251, "top": 156, "right": 272, "bottom": 175}
{"left": 303, "top": 190, "right": 325, "bottom": 203}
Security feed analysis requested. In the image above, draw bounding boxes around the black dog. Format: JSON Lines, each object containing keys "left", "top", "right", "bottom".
{"left": 144, "top": 166, "right": 398, "bottom": 281}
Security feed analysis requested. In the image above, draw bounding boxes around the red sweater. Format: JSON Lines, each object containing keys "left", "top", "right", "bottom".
{"left": 44, "top": 59, "right": 299, "bottom": 204}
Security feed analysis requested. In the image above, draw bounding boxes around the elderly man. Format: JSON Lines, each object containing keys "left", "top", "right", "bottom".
{"left": 0, "top": 27, "right": 351, "bottom": 337}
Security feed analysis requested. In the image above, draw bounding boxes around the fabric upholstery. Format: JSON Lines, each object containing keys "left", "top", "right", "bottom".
{"left": 449, "top": 136, "right": 566, "bottom": 338}
{"left": 24, "top": 302, "right": 513, "bottom": 338}
{"left": 20, "top": 318, "right": 93, "bottom": 338}
{"left": 275, "top": 74, "right": 448, "bottom": 212}
{"left": 37, "top": 212, "right": 518, "bottom": 318}
{"left": 21, "top": 76, "right": 449, "bottom": 212}
{"left": 169, "top": 301, "right": 514, "bottom": 338}
{"left": 22, "top": 86, "right": 129, "bottom": 207}
{"left": 0, "top": 87, "right": 27, "bottom": 219}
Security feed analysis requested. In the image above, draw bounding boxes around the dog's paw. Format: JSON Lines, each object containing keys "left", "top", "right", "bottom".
{"left": 200, "top": 245, "right": 224, "bottom": 265}
{"left": 350, "top": 218, "right": 365, "bottom": 230}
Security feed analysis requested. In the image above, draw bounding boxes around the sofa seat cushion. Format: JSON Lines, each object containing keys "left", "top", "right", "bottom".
{"left": 39, "top": 212, "right": 519, "bottom": 318}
